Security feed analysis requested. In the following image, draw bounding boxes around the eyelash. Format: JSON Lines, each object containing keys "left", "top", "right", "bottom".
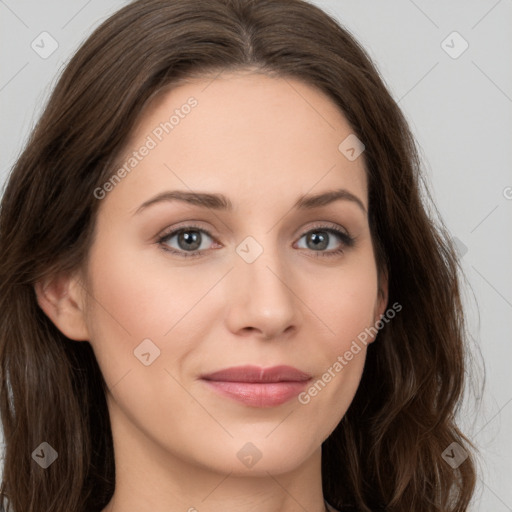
{"left": 156, "top": 222, "right": 355, "bottom": 259}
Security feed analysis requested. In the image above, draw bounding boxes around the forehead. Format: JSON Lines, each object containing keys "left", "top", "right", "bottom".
{"left": 103, "top": 71, "right": 368, "bottom": 213}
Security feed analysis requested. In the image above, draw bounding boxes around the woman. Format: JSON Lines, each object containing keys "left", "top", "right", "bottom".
{"left": 0, "top": 0, "right": 478, "bottom": 511}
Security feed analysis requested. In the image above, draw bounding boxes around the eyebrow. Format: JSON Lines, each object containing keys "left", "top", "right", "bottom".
{"left": 132, "top": 188, "right": 367, "bottom": 216}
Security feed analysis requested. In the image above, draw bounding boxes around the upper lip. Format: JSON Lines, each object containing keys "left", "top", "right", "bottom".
{"left": 201, "top": 365, "right": 311, "bottom": 383}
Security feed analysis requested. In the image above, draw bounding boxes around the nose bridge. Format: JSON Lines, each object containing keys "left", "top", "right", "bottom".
{"left": 236, "top": 233, "right": 288, "bottom": 292}
{"left": 227, "top": 232, "right": 300, "bottom": 337}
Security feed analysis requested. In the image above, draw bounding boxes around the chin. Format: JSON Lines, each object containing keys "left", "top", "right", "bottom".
{"left": 185, "top": 433, "right": 321, "bottom": 477}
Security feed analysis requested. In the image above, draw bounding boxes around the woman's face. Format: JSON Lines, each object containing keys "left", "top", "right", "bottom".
{"left": 78, "top": 71, "right": 387, "bottom": 477}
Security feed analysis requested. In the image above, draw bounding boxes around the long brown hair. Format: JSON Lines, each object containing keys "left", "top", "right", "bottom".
{"left": 0, "top": 0, "right": 480, "bottom": 510}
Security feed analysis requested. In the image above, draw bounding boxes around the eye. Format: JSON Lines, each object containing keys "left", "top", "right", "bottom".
{"left": 157, "top": 224, "right": 217, "bottom": 258}
{"left": 295, "top": 224, "right": 355, "bottom": 258}
{"left": 156, "top": 222, "right": 355, "bottom": 259}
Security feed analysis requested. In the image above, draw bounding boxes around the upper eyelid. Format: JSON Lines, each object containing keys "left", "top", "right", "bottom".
{"left": 158, "top": 221, "right": 350, "bottom": 239}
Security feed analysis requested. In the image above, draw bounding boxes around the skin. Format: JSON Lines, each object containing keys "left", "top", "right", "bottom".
{"left": 35, "top": 70, "right": 388, "bottom": 512}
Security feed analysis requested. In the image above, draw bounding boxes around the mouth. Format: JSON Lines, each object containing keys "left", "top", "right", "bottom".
{"left": 200, "top": 365, "right": 312, "bottom": 408}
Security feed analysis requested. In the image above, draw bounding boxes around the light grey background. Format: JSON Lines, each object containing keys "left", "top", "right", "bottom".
{"left": 0, "top": 1, "right": 511, "bottom": 510}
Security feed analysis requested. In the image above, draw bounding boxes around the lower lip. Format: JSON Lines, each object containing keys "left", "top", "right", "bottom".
{"left": 202, "top": 380, "right": 310, "bottom": 407}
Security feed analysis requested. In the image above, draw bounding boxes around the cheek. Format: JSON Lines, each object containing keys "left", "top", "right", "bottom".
{"left": 82, "top": 237, "right": 228, "bottom": 383}
{"left": 293, "top": 270, "right": 377, "bottom": 440}
{"left": 303, "top": 257, "right": 379, "bottom": 353}
{"left": 85, "top": 235, "right": 214, "bottom": 333}
{"left": 292, "top": 254, "right": 379, "bottom": 413}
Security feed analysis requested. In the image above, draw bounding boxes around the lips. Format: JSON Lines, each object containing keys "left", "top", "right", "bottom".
{"left": 200, "top": 365, "right": 311, "bottom": 407}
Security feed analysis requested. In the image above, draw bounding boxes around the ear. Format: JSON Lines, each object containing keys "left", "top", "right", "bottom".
{"left": 374, "top": 266, "right": 389, "bottom": 321}
{"left": 34, "top": 271, "right": 90, "bottom": 341}
{"left": 367, "top": 267, "right": 389, "bottom": 345}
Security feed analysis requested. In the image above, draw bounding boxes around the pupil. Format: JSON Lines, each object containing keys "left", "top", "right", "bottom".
{"left": 309, "top": 231, "right": 327, "bottom": 250}
{"left": 180, "top": 230, "right": 201, "bottom": 251}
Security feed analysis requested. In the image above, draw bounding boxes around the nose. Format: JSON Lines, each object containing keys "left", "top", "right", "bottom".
{"left": 224, "top": 240, "right": 302, "bottom": 341}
